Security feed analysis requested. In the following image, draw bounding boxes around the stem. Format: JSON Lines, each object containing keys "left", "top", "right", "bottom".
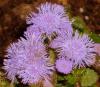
{"left": 30, "top": 83, "right": 43, "bottom": 87}
{"left": 10, "top": 81, "right": 15, "bottom": 87}
{"left": 49, "top": 48, "right": 57, "bottom": 87}
{"left": 75, "top": 82, "right": 81, "bottom": 87}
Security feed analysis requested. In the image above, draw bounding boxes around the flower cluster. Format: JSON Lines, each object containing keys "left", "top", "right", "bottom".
{"left": 50, "top": 31, "right": 96, "bottom": 68}
{"left": 3, "top": 2, "right": 96, "bottom": 85}
{"left": 3, "top": 32, "right": 54, "bottom": 84}
{"left": 55, "top": 58, "right": 73, "bottom": 74}
{"left": 26, "top": 2, "right": 73, "bottom": 36}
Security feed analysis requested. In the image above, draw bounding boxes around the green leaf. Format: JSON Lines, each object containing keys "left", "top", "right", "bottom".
{"left": 72, "top": 68, "right": 86, "bottom": 76}
{"left": 72, "top": 16, "right": 89, "bottom": 33}
{"left": 65, "top": 68, "right": 86, "bottom": 85}
{"left": 57, "top": 75, "right": 65, "bottom": 81}
{"left": 0, "top": 72, "right": 12, "bottom": 87}
{"left": 66, "top": 74, "right": 77, "bottom": 85}
{"left": 72, "top": 16, "right": 100, "bottom": 43}
{"left": 89, "top": 33, "right": 100, "bottom": 43}
{"left": 56, "top": 83, "right": 63, "bottom": 87}
{"left": 66, "top": 83, "right": 74, "bottom": 87}
{"left": 81, "top": 68, "right": 99, "bottom": 87}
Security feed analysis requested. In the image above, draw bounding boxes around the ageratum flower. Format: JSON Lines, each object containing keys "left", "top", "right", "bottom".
{"left": 3, "top": 31, "right": 54, "bottom": 84}
{"left": 55, "top": 58, "right": 73, "bottom": 74}
{"left": 50, "top": 31, "right": 96, "bottom": 68}
{"left": 26, "top": 2, "right": 73, "bottom": 36}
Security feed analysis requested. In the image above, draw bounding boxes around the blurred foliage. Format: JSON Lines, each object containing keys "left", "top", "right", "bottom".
{"left": 66, "top": 74, "right": 76, "bottom": 85}
{"left": 81, "top": 68, "right": 99, "bottom": 87}
{"left": 65, "top": 5, "right": 73, "bottom": 19}
{"left": 89, "top": 33, "right": 100, "bottom": 43}
{"left": 72, "top": 16, "right": 89, "bottom": 33}
{"left": 66, "top": 68, "right": 86, "bottom": 85}
{"left": 56, "top": 68, "right": 99, "bottom": 87}
{"left": 71, "top": 16, "right": 100, "bottom": 43}
{"left": 56, "top": 72, "right": 75, "bottom": 87}
{"left": 66, "top": 5, "right": 100, "bottom": 43}
{"left": 0, "top": 71, "right": 11, "bottom": 87}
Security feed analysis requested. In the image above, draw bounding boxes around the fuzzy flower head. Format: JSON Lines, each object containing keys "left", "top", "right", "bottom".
{"left": 26, "top": 2, "right": 73, "bottom": 36}
{"left": 3, "top": 31, "right": 54, "bottom": 84}
{"left": 50, "top": 31, "right": 96, "bottom": 68}
{"left": 56, "top": 58, "right": 73, "bottom": 74}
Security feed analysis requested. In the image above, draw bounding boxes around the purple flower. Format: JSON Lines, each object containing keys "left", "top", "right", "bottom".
{"left": 26, "top": 2, "right": 73, "bottom": 36}
{"left": 56, "top": 58, "right": 73, "bottom": 74}
{"left": 50, "top": 31, "right": 96, "bottom": 68}
{"left": 18, "top": 58, "right": 54, "bottom": 84}
{"left": 3, "top": 31, "right": 54, "bottom": 84}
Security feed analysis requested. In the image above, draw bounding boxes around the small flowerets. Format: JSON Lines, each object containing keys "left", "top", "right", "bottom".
{"left": 56, "top": 58, "right": 73, "bottom": 74}
{"left": 3, "top": 31, "right": 54, "bottom": 84}
{"left": 3, "top": 2, "right": 97, "bottom": 86}
{"left": 50, "top": 31, "right": 96, "bottom": 68}
{"left": 26, "top": 2, "right": 73, "bottom": 36}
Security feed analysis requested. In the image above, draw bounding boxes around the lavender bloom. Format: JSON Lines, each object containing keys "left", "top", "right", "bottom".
{"left": 26, "top": 2, "right": 73, "bottom": 36}
{"left": 50, "top": 31, "right": 96, "bottom": 68}
{"left": 56, "top": 58, "right": 73, "bottom": 74}
{"left": 18, "top": 58, "right": 53, "bottom": 84}
{"left": 3, "top": 31, "right": 54, "bottom": 84}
